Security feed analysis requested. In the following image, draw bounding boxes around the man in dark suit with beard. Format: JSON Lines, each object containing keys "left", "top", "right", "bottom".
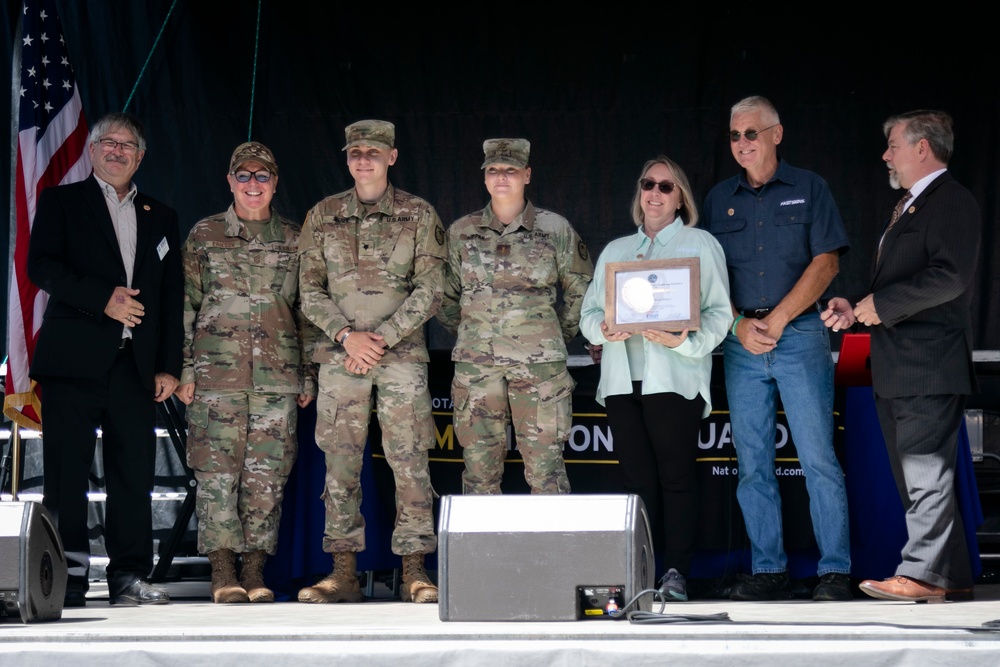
{"left": 28, "top": 112, "right": 184, "bottom": 607}
{"left": 822, "top": 110, "right": 981, "bottom": 602}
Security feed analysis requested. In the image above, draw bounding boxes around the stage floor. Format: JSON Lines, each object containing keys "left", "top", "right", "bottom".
{"left": 4, "top": 580, "right": 1000, "bottom": 666}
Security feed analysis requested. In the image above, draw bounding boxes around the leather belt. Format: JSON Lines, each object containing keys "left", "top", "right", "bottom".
{"left": 741, "top": 308, "right": 773, "bottom": 319}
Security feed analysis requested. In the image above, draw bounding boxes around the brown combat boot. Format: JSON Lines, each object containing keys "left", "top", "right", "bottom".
{"left": 401, "top": 554, "right": 438, "bottom": 603}
{"left": 297, "top": 552, "right": 363, "bottom": 603}
{"left": 240, "top": 550, "right": 274, "bottom": 603}
{"left": 207, "top": 549, "right": 250, "bottom": 603}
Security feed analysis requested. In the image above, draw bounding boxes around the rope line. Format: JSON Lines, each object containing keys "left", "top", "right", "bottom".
{"left": 122, "top": 0, "right": 180, "bottom": 113}
{"left": 247, "top": 0, "right": 263, "bottom": 141}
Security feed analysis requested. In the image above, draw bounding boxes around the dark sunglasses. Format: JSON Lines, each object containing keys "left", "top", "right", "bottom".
{"left": 639, "top": 178, "right": 676, "bottom": 194}
{"left": 231, "top": 169, "right": 272, "bottom": 183}
{"left": 729, "top": 124, "right": 778, "bottom": 143}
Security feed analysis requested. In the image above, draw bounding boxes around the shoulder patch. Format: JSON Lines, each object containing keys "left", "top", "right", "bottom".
{"left": 577, "top": 240, "right": 589, "bottom": 261}
{"left": 435, "top": 226, "right": 445, "bottom": 246}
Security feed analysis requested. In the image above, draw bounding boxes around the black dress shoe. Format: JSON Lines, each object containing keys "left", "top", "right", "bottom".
{"left": 64, "top": 590, "right": 87, "bottom": 608}
{"left": 109, "top": 579, "right": 170, "bottom": 606}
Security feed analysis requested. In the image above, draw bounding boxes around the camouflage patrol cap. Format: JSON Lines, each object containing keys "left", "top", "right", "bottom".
{"left": 481, "top": 138, "right": 530, "bottom": 169}
{"left": 342, "top": 120, "right": 395, "bottom": 151}
{"left": 229, "top": 141, "right": 278, "bottom": 175}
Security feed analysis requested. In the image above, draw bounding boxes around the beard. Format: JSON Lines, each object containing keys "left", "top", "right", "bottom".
{"left": 887, "top": 169, "right": 901, "bottom": 190}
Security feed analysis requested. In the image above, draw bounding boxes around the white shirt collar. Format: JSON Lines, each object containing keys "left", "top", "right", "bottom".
{"left": 907, "top": 168, "right": 947, "bottom": 202}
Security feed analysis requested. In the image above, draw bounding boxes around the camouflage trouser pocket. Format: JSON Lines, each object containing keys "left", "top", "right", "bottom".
{"left": 316, "top": 392, "right": 338, "bottom": 424}
{"left": 450, "top": 374, "right": 478, "bottom": 449}
{"left": 535, "top": 369, "right": 576, "bottom": 443}
{"left": 184, "top": 399, "right": 212, "bottom": 470}
{"left": 315, "top": 391, "right": 346, "bottom": 454}
{"left": 381, "top": 397, "right": 435, "bottom": 455}
{"left": 451, "top": 375, "right": 470, "bottom": 419}
{"left": 412, "top": 390, "right": 435, "bottom": 453}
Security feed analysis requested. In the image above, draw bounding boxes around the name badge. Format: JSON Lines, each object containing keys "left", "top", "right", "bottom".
{"left": 157, "top": 237, "right": 169, "bottom": 260}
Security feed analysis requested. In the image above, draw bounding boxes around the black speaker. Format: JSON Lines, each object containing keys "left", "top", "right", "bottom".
{"left": 0, "top": 501, "right": 67, "bottom": 623}
{"left": 438, "top": 494, "right": 654, "bottom": 621}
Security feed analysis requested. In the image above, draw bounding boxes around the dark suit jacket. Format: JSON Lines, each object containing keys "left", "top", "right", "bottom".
{"left": 869, "top": 171, "right": 980, "bottom": 398}
{"left": 27, "top": 176, "right": 184, "bottom": 390}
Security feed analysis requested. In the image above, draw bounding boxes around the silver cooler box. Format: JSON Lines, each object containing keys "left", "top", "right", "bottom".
{"left": 438, "top": 494, "right": 654, "bottom": 621}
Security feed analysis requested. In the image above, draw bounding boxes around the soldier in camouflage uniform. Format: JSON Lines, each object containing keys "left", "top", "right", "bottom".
{"left": 296, "top": 120, "right": 445, "bottom": 604}
{"left": 176, "top": 142, "right": 318, "bottom": 604}
{"left": 437, "top": 139, "right": 594, "bottom": 495}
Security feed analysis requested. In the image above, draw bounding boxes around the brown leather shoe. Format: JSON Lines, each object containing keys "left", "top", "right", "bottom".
{"left": 859, "top": 576, "right": 972, "bottom": 603}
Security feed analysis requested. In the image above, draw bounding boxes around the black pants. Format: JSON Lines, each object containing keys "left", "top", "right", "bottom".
{"left": 605, "top": 383, "right": 705, "bottom": 576}
{"left": 40, "top": 347, "right": 157, "bottom": 592}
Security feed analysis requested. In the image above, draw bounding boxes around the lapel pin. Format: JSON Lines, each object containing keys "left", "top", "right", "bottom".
{"left": 907, "top": 206, "right": 915, "bottom": 214}
{"left": 143, "top": 204, "right": 151, "bottom": 211}
{"left": 727, "top": 208, "right": 735, "bottom": 216}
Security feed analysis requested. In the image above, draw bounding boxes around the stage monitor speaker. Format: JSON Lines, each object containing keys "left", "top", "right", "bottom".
{"left": 0, "top": 501, "right": 67, "bottom": 623}
{"left": 438, "top": 494, "right": 654, "bottom": 621}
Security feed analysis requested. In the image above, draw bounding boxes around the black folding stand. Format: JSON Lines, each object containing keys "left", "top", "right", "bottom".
{"left": 149, "top": 396, "right": 197, "bottom": 582}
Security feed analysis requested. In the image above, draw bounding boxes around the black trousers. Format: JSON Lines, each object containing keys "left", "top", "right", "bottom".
{"left": 40, "top": 347, "right": 157, "bottom": 592}
{"left": 605, "top": 383, "right": 705, "bottom": 576}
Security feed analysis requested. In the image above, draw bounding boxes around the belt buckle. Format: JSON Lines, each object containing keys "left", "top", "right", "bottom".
{"left": 119, "top": 337, "right": 131, "bottom": 349}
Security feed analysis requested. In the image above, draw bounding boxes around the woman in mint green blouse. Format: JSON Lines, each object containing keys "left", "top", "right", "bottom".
{"left": 580, "top": 156, "right": 732, "bottom": 601}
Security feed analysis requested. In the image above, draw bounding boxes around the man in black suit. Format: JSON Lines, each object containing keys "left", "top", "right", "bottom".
{"left": 28, "top": 112, "right": 184, "bottom": 607}
{"left": 822, "top": 110, "right": 980, "bottom": 602}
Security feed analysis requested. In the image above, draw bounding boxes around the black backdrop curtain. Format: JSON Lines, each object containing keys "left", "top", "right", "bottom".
{"left": 4, "top": 4, "right": 999, "bottom": 356}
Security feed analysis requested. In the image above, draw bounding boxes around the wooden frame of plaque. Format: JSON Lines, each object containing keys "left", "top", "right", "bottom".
{"left": 604, "top": 257, "right": 701, "bottom": 334}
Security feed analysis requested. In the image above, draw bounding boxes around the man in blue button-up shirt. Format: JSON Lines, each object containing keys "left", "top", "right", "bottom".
{"left": 704, "top": 96, "right": 852, "bottom": 602}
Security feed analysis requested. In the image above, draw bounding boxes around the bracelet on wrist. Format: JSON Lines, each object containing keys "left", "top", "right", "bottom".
{"left": 339, "top": 329, "right": 352, "bottom": 345}
{"left": 731, "top": 315, "right": 744, "bottom": 336}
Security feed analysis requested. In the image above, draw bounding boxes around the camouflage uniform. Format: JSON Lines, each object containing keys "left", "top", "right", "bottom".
{"left": 438, "top": 201, "right": 594, "bottom": 494}
{"left": 182, "top": 205, "right": 318, "bottom": 555}
{"left": 298, "top": 184, "right": 446, "bottom": 556}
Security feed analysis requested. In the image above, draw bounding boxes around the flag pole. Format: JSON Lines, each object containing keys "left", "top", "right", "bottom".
{"left": 5, "top": 2, "right": 25, "bottom": 506}
{"left": 10, "top": 422, "right": 21, "bottom": 500}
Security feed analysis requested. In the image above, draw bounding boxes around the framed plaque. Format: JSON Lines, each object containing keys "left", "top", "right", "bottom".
{"left": 604, "top": 258, "right": 700, "bottom": 333}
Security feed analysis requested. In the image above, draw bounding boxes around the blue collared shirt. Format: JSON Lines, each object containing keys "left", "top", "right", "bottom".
{"left": 703, "top": 160, "right": 849, "bottom": 312}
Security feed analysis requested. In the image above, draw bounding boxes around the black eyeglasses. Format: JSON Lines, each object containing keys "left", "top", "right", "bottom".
{"left": 639, "top": 178, "right": 676, "bottom": 194}
{"left": 97, "top": 138, "right": 140, "bottom": 153}
{"left": 231, "top": 169, "right": 272, "bottom": 183}
{"left": 729, "top": 124, "right": 778, "bottom": 143}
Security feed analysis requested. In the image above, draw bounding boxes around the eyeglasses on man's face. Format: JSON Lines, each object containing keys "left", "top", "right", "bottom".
{"left": 97, "top": 138, "right": 140, "bottom": 154}
{"left": 729, "top": 124, "right": 778, "bottom": 143}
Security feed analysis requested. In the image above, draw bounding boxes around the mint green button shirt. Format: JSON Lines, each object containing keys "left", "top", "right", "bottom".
{"left": 580, "top": 219, "right": 732, "bottom": 416}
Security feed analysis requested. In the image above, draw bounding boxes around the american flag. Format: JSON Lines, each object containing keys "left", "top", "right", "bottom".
{"left": 5, "top": 0, "right": 91, "bottom": 430}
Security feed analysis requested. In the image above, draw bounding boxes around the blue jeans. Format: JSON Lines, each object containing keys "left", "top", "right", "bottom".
{"left": 724, "top": 312, "right": 851, "bottom": 576}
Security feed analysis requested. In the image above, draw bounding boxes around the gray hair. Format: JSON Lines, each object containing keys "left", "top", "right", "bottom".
{"left": 629, "top": 156, "right": 699, "bottom": 228}
{"left": 883, "top": 110, "right": 953, "bottom": 164}
{"left": 88, "top": 112, "right": 147, "bottom": 152}
{"left": 730, "top": 95, "right": 781, "bottom": 126}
